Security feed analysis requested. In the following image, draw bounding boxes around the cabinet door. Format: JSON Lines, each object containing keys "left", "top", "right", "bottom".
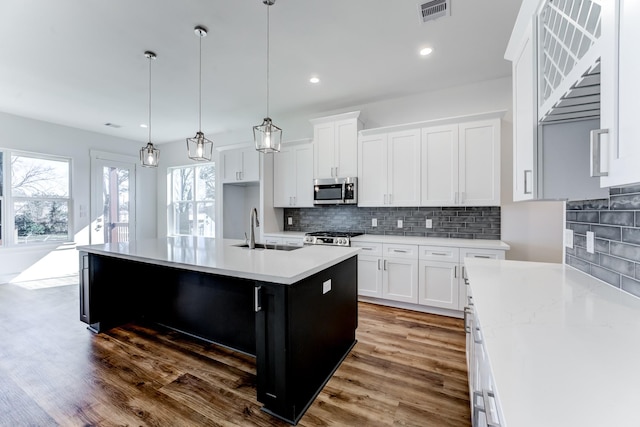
{"left": 601, "top": 0, "right": 640, "bottom": 187}
{"left": 273, "top": 147, "right": 295, "bottom": 207}
{"left": 421, "top": 124, "right": 458, "bottom": 206}
{"left": 512, "top": 20, "right": 536, "bottom": 201}
{"left": 294, "top": 144, "right": 314, "bottom": 207}
{"left": 313, "top": 122, "right": 335, "bottom": 179}
{"left": 382, "top": 257, "right": 418, "bottom": 303}
{"left": 418, "top": 260, "right": 460, "bottom": 310}
{"left": 241, "top": 148, "right": 260, "bottom": 182}
{"left": 357, "top": 255, "right": 383, "bottom": 297}
{"left": 358, "top": 134, "right": 388, "bottom": 206}
{"left": 459, "top": 119, "right": 501, "bottom": 206}
{"left": 387, "top": 129, "right": 421, "bottom": 206}
{"left": 335, "top": 118, "right": 359, "bottom": 178}
{"left": 221, "top": 149, "right": 242, "bottom": 182}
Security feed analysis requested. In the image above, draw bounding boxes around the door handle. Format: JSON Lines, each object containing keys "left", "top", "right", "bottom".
{"left": 590, "top": 129, "right": 609, "bottom": 177}
{"left": 524, "top": 169, "right": 533, "bottom": 194}
{"left": 254, "top": 286, "right": 262, "bottom": 312}
{"left": 377, "top": 259, "right": 382, "bottom": 270}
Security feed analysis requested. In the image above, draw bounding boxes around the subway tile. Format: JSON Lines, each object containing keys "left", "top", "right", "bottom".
{"left": 474, "top": 234, "right": 500, "bottom": 240}
{"left": 600, "top": 211, "right": 635, "bottom": 226}
{"left": 595, "top": 238, "right": 610, "bottom": 254}
{"left": 567, "top": 256, "right": 591, "bottom": 274}
{"left": 566, "top": 212, "right": 578, "bottom": 222}
{"left": 568, "top": 223, "right": 590, "bottom": 234}
{"left": 575, "top": 247, "right": 599, "bottom": 264}
{"left": 616, "top": 184, "right": 640, "bottom": 194}
{"left": 636, "top": 212, "right": 640, "bottom": 228}
{"left": 590, "top": 265, "right": 621, "bottom": 288}
{"left": 622, "top": 228, "right": 640, "bottom": 246}
{"left": 576, "top": 211, "right": 600, "bottom": 223}
{"left": 610, "top": 242, "right": 640, "bottom": 263}
{"left": 599, "top": 254, "right": 635, "bottom": 277}
{"left": 609, "top": 187, "right": 622, "bottom": 195}
{"left": 611, "top": 193, "right": 640, "bottom": 210}
{"left": 449, "top": 233, "right": 475, "bottom": 239}
{"left": 574, "top": 235, "right": 586, "bottom": 248}
{"left": 404, "top": 231, "right": 426, "bottom": 237}
{"left": 591, "top": 224, "right": 622, "bottom": 241}
{"left": 637, "top": 264, "right": 640, "bottom": 280}
{"left": 621, "top": 276, "right": 640, "bottom": 299}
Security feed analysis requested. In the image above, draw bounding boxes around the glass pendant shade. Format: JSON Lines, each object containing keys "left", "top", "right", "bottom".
{"left": 140, "top": 50, "right": 159, "bottom": 168}
{"left": 140, "top": 142, "right": 160, "bottom": 167}
{"left": 186, "top": 131, "right": 214, "bottom": 161}
{"left": 253, "top": 117, "right": 282, "bottom": 153}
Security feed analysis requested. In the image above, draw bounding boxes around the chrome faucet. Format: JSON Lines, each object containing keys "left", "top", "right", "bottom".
{"left": 249, "top": 207, "right": 260, "bottom": 249}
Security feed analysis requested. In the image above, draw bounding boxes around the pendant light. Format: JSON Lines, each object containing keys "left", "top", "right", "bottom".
{"left": 186, "top": 25, "right": 214, "bottom": 161}
{"left": 140, "top": 51, "right": 160, "bottom": 167}
{"left": 253, "top": 0, "right": 282, "bottom": 153}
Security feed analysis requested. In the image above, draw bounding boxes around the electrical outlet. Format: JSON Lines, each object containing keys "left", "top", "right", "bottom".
{"left": 372, "top": 218, "right": 377, "bottom": 227}
{"left": 397, "top": 219, "right": 403, "bottom": 228}
{"left": 323, "top": 279, "right": 331, "bottom": 294}
{"left": 287, "top": 217, "right": 293, "bottom": 225}
{"left": 565, "top": 229, "right": 574, "bottom": 249}
{"left": 586, "top": 231, "right": 595, "bottom": 253}
{"left": 425, "top": 219, "right": 433, "bottom": 228}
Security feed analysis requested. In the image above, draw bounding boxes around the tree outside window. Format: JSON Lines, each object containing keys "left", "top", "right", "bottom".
{"left": 169, "top": 164, "right": 215, "bottom": 237}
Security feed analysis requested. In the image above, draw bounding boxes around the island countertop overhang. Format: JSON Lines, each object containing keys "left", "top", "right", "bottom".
{"left": 77, "top": 237, "right": 360, "bottom": 285}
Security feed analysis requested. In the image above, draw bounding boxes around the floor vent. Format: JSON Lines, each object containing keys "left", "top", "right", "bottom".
{"left": 418, "top": 0, "right": 450, "bottom": 23}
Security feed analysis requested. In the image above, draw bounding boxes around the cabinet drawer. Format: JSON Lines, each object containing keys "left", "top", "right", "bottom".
{"left": 352, "top": 241, "right": 382, "bottom": 256}
{"left": 382, "top": 244, "right": 418, "bottom": 259}
{"left": 460, "top": 248, "right": 504, "bottom": 261}
{"left": 419, "top": 245, "right": 460, "bottom": 262}
{"left": 263, "top": 236, "right": 283, "bottom": 245}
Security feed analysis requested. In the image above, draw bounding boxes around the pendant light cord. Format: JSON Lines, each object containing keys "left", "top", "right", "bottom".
{"left": 148, "top": 54, "right": 152, "bottom": 143}
{"left": 266, "top": 3, "right": 270, "bottom": 118}
{"left": 199, "top": 31, "right": 203, "bottom": 132}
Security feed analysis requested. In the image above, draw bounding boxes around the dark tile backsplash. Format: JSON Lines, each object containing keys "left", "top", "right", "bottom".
{"left": 566, "top": 185, "right": 640, "bottom": 298}
{"left": 284, "top": 205, "right": 501, "bottom": 239}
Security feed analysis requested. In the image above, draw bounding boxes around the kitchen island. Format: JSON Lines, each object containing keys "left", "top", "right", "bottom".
{"left": 464, "top": 258, "right": 640, "bottom": 427}
{"left": 77, "top": 237, "right": 359, "bottom": 425}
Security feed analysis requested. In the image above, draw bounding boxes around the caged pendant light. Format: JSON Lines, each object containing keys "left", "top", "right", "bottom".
{"left": 253, "top": 0, "right": 282, "bottom": 153}
{"left": 186, "top": 25, "right": 214, "bottom": 161}
{"left": 140, "top": 51, "right": 160, "bottom": 167}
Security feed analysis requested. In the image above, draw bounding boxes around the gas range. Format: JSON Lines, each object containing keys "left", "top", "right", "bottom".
{"left": 303, "top": 231, "right": 363, "bottom": 247}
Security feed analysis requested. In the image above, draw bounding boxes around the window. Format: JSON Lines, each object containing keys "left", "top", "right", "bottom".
{"left": 168, "top": 163, "right": 215, "bottom": 237}
{"left": 0, "top": 150, "right": 72, "bottom": 246}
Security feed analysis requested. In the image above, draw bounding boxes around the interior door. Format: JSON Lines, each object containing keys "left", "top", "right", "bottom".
{"left": 90, "top": 152, "right": 136, "bottom": 244}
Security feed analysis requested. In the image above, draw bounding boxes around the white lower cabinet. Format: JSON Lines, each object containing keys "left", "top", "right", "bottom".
{"left": 353, "top": 242, "right": 418, "bottom": 303}
{"left": 418, "top": 246, "right": 461, "bottom": 310}
{"left": 465, "top": 288, "right": 504, "bottom": 427}
{"left": 355, "top": 238, "right": 507, "bottom": 315}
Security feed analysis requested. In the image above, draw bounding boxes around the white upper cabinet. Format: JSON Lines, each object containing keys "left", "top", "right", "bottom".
{"left": 311, "top": 111, "right": 363, "bottom": 179}
{"left": 512, "top": 20, "right": 536, "bottom": 201}
{"left": 459, "top": 120, "right": 501, "bottom": 206}
{"left": 358, "top": 129, "right": 421, "bottom": 207}
{"left": 220, "top": 146, "right": 260, "bottom": 183}
{"left": 599, "top": 0, "right": 640, "bottom": 187}
{"left": 421, "top": 124, "right": 458, "bottom": 206}
{"left": 421, "top": 119, "right": 501, "bottom": 207}
{"left": 273, "top": 142, "right": 314, "bottom": 207}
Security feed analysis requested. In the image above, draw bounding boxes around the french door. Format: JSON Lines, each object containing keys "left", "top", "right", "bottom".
{"left": 90, "top": 151, "right": 136, "bottom": 244}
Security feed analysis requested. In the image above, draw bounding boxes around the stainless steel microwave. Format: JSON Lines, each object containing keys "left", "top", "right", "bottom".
{"left": 313, "top": 177, "right": 358, "bottom": 205}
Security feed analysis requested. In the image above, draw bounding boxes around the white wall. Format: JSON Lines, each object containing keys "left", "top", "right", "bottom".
{"left": 0, "top": 111, "right": 157, "bottom": 282}
{"left": 158, "top": 76, "right": 565, "bottom": 262}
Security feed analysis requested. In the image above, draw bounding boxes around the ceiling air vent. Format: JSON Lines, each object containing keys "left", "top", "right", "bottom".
{"left": 418, "top": 0, "right": 450, "bottom": 23}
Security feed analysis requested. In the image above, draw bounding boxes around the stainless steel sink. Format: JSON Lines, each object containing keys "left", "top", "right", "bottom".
{"left": 234, "top": 243, "right": 302, "bottom": 251}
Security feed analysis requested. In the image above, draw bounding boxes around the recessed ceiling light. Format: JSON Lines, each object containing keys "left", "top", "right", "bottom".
{"left": 309, "top": 76, "right": 320, "bottom": 84}
{"left": 420, "top": 47, "right": 433, "bottom": 56}
{"left": 140, "top": 124, "right": 148, "bottom": 128}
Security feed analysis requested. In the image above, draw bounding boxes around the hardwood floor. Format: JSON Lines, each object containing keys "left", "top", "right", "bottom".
{"left": 0, "top": 278, "right": 470, "bottom": 426}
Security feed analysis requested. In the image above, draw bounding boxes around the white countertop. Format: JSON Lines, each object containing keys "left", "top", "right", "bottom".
{"left": 465, "top": 258, "right": 640, "bottom": 427}
{"left": 351, "top": 234, "right": 510, "bottom": 250}
{"left": 77, "top": 237, "right": 359, "bottom": 285}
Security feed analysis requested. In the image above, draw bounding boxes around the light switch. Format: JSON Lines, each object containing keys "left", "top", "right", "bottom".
{"left": 426, "top": 219, "right": 433, "bottom": 228}
{"left": 287, "top": 217, "right": 293, "bottom": 225}
{"left": 372, "top": 218, "right": 377, "bottom": 227}
{"left": 323, "top": 279, "right": 331, "bottom": 294}
{"left": 397, "top": 219, "right": 403, "bottom": 228}
{"left": 564, "top": 229, "right": 574, "bottom": 249}
{"left": 586, "top": 231, "right": 595, "bottom": 254}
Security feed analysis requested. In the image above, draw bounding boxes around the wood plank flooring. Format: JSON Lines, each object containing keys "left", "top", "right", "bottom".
{"left": 0, "top": 278, "right": 470, "bottom": 426}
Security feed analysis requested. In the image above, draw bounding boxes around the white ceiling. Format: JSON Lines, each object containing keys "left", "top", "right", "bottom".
{"left": 0, "top": 0, "right": 522, "bottom": 145}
